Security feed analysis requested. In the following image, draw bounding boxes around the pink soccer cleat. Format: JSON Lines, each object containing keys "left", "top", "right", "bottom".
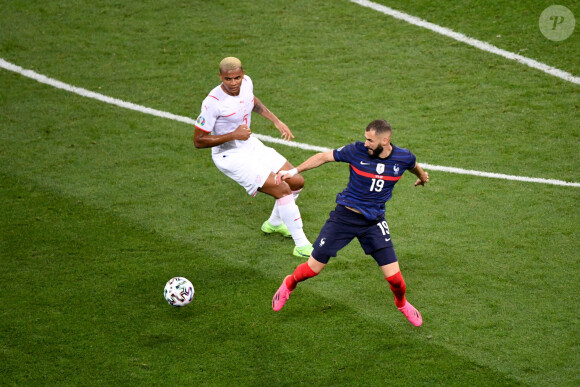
{"left": 272, "top": 276, "right": 293, "bottom": 311}
{"left": 398, "top": 301, "right": 423, "bottom": 326}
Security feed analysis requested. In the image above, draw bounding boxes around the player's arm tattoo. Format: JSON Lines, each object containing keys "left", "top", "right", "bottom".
{"left": 252, "top": 98, "right": 265, "bottom": 114}
{"left": 253, "top": 96, "right": 282, "bottom": 126}
{"left": 252, "top": 97, "right": 273, "bottom": 116}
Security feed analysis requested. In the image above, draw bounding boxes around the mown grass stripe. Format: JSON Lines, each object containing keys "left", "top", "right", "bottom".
{"left": 349, "top": 0, "right": 580, "bottom": 85}
{"left": 1, "top": 57, "right": 578, "bottom": 188}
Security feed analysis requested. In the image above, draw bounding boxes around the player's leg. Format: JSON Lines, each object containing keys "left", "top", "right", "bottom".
{"left": 271, "top": 161, "right": 304, "bottom": 224}
{"left": 257, "top": 148, "right": 309, "bottom": 249}
{"left": 380, "top": 260, "right": 406, "bottom": 307}
{"left": 276, "top": 160, "right": 305, "bottom": 197}
{"left": 212, "top": 148, "right": 309, "bottom": 252}
{"left": 272, "top": 256, "right": 323, "bottom": 311}
{"left": 262, "top": 161, "right": 305, "bottom": 235}
{"left": 361, "top": 221, "right": 422, "bottom": 327}
{"left": 273, "top": 211, "right": 354, "bottom": 311}
{"left": 260, "top": 175, "right": 293, "bottom": 238}
{"left": 368, "top": 246, "right": 409, "bottom": 310}
{"left": 259, "top": 174, "right": 312, "bottom": 256}
{"left": 286, "top": 256, "right": 325, "bottom": 289}
{"left": 383, "top": 265, "right": 421, "bottom": 324}
{"left": 379, "top": 261, "right": 422, "bottom": 327}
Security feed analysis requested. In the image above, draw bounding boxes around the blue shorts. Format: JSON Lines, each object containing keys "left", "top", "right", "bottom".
{"left": 311, "top": 205, "right": 398, "bottom": 267}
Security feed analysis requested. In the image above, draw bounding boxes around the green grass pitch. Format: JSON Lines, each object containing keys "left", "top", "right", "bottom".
{"left": 1, "top": 0, "right": 578, "bottom": 385}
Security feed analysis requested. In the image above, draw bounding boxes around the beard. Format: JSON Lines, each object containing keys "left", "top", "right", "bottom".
{"left": 367, "top": 144, "right": 383, "bottom": 158}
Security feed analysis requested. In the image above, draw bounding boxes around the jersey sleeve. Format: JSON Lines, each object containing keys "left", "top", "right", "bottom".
{"left": 401, "top": 148, "right": 417, "bottom": 170}
{"left": 243, "top": 75, "right": 255, "bottom": 108}
{"left": 244, "top": 75, "right": 253, "bottom": 92}
{"left": 195, "top": 96, "right": 219, "bottom": 133}
{"left": 333, "top": 142, "right": 357, "bottom": 163}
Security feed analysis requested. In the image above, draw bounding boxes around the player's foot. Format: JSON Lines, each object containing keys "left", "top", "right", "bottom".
{"left": 272, "top": 276, "right": 292, "bottom": 311}
{"left": 398, "top": 301, "right": 423, "bottom": 326}
{"left": 261, "top": 220, "right": 292, "bottom": 238}
{"left": 293, "top": 243, "right": 313, "bottom": 258}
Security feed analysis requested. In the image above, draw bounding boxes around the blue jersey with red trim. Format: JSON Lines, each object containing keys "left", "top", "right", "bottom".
{"left": 333, "top": 142, "right": 416, "bottom": 221}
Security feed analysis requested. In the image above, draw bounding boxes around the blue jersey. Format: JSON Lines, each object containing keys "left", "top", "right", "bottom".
{"left": 333, "top": 142, "right": 416, "bottom": 221}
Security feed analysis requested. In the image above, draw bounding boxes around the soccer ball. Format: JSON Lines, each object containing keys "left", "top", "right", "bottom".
{"left": 164, "top": 277, "right": 194, "bottom": 307}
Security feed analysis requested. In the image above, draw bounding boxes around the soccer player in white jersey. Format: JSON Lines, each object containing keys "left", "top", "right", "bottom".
{"left": 193, "top": 57, "right": 313, "bottom": 258}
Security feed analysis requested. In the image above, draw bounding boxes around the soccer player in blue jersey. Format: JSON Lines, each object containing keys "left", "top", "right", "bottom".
{"left": 271, "top": 119, "right": 429, "bottom": 326}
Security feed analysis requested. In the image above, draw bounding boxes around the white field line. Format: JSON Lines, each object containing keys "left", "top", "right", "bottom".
{"left": 0, "top": 59, "right": 196, "bottom": 126}
{"left": 349, "top": 0, "right": 580, "bottom": 85}
{"left": 1, "top": 58, "right": 579, "bottom": 188}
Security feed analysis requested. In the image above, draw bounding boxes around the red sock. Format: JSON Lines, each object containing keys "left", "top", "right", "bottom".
{"left": 285, "top": 262, "right": 318, "bottom": 290}
{"left": 386, "top": 271, "right": 407, "bottom": 308}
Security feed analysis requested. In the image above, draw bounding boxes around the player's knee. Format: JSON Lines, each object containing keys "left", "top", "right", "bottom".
{"left": 289, "top": 174, "right": 305, "bottom": 190}
{"left": 274, "top": 183, "right": 293, "bottom": 199}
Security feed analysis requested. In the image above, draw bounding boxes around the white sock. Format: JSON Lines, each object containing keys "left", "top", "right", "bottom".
{"left": 292, "top": 188, "right": 302, "bottom": 201}
{"left": 267, "top": 201, "right": 283, "bottom": 226}
{"left": 269, "top": 189, "right": 303, "bottom": 226}
{"left": 276, "top": 195, "right": 309, "bottom": 247}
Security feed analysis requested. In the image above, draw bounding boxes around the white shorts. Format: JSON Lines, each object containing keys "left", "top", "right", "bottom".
{"left": 212, "top": 138, "right": 287, "bottom": 197}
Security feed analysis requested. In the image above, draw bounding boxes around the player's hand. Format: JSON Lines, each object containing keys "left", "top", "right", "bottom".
{"left": 414, "top": 171, "right": 429, "bottom": 187}
{"left": 275, "top": 121, "right": 294, "bottom": 142}
{"left": 232, "top": 124, "right": 251, "bottom": 141}
{"left": 274, "top": 168, "right": 298, "bottom": 184}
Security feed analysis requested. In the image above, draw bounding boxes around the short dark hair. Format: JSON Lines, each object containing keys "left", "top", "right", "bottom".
{"left": 366, "top": 119, "right": 392, "bottom": 135}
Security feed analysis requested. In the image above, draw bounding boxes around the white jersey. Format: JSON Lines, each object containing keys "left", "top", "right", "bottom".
{"left": 195, "top": 75, "right": 258, "bottom": 155}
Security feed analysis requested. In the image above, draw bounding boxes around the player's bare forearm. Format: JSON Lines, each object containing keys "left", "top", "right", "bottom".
{"left": 193, "top": 126, "right": 250, "bottom": 148}
{"left": 296, "top": 151, "right": 335, "bottom": 174}
{"left": 276, "top": 151, "right": 335, "bottom": 184}
{"left": 409, "top": 163, "right": 429, "bottom": 186}
{"left": 193, "top": 133, "right": 229, "bottom": 148}
{"left": 274, "top": 151, "right": 334, "bottom": 184}
{"left": 253, "top": 96, "right": 294, "bottom": 141}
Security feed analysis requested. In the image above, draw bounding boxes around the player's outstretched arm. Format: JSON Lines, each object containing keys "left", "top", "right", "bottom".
{"left": 253, "top": 96, "right": 294, "bottom": 141}
{"left": 276, "top": 150, "right": 335, "bottom": 184}
{"left": 409, "top": 163, "right": 429, "bottom": 187}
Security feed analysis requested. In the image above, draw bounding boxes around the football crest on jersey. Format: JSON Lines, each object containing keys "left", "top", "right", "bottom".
{"left": 393, "top": 164, "right": 400, "bottom": 175}
{"left": 196, "top": 115, "right": 206, "bottom": 127}
{"left": 376, "top": 163, "right": 385, "bottom": 174}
